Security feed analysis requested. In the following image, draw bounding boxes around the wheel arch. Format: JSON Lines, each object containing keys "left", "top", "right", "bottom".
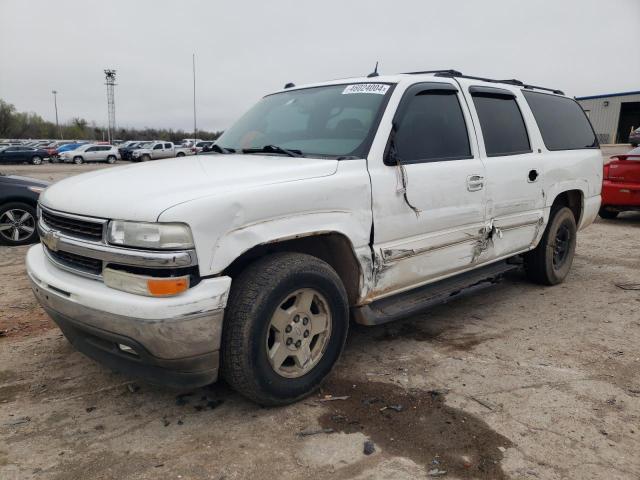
{"left": 222, "top": 232, "right": 364, "bottom": 307}
{"left": 550, "top": 189, "right": 583, "bottom": 225}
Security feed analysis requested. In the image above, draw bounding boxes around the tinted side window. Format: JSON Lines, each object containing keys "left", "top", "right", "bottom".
{"left": 472, "top": 93, "right": 531, "bottom": 156}
{"left": 523, "top": 91, "right": 597, "bottom": 150}
{"left": 394, "top": 91, "right": 471, "bottom": 163}
{"left": 165, "top": 143, "right": 172, "bottom": 149}
{"left": 153, "top": 144, "right": 162, "bottom": 150}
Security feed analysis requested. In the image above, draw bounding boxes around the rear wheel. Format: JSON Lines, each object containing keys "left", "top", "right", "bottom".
{"left": 73, "top": 156, "right": 83, "bottom": 165}
{"left": 31, "top": 156, "right": 42, "bottom": 165}
{"left": 176, "top": 152, "right": 185, "bottom": 157}
{"left": 222, "top": 253, "right": 349, "bottom": 406}
{"left": 106, "top": 155, "right": 116, "bottom": 164}
{"left": 524, "top": 206, "right": 577, "bottom": 285}
{"left": 0, "top": 202, "right": 38, "bottom": 246}
{"left": 599, "top": 208, "right": 619, "bottom": 219}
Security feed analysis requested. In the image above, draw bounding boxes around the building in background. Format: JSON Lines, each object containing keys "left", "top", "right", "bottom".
{"left": 577, "top": 91, "right": 640, "bottom": 144}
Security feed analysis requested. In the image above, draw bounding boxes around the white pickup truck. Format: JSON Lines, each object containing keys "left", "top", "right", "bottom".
{"left": 27, "top": 70, "right": 601, "bottom": 405}
{"left": 131, "top": 141, "right": 193, "bottom": 161}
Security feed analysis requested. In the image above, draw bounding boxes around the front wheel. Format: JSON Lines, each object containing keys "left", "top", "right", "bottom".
{"left": 524, "top": 206, "right": 577, "bottom": 285}
{"left": 222, "top": 252, "right": 349, "bottom": 406}
{"left": 106, "top": 155, "right": 116, "bottom": 164}
{"left": 73, "top": 156, "right": 83, "bottom": 165}
{"left": 141, "top": 154, "right": 151, "bottom": 162}
{"left": 31, "top": 156, "right": 43, "bottom": 165}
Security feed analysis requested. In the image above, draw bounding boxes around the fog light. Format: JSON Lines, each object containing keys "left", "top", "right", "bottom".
{"left": 104, "top": 268, "right": 190, "bottom": 297}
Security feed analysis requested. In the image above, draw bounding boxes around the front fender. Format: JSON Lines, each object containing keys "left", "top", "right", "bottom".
{"left": 158, "top": 160, "right": 373, "bottom": 277}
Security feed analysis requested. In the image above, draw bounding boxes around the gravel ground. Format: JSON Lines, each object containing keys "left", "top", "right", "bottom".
{"left": 1, "top": 149, "right": 639, "bottom": 479}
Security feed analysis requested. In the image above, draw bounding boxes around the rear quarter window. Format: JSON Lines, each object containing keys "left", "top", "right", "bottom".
{"left": 523, "top": 91, "right": 598, "bottom": 151}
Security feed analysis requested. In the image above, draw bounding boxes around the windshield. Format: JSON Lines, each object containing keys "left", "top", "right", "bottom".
{"left": 216, "top": 83, "right": 393, "bottom": 158}
{"left": 139, "top": 142, "right": 154, "bottom": 148}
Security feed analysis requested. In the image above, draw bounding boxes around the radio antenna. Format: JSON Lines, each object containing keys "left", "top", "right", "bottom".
{"left": 367, "top": 61, "right": 379, "bottom": 78}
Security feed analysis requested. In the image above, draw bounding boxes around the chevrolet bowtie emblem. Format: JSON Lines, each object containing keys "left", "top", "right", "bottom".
{"left": 42, "top": 230, "right": 60, "bottom": 252}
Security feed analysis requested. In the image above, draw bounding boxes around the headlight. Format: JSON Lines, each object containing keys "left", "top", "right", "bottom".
{"left": 28, "top": 186, "right": 45, "bottom": 194}
{"left": 107, "top": 221, "right": 194, "bottom": 249}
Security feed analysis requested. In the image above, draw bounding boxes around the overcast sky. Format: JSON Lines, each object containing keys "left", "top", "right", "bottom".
{"left": 1, "top": 0, "right": 639, "bottom": 133}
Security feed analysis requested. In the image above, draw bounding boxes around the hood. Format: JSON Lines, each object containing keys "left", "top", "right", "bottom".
{"left": 39, "top": 154, "right": 338, "bottom": 221}
{"left": 0, "top": 174, "right": 50, "bottom": 188}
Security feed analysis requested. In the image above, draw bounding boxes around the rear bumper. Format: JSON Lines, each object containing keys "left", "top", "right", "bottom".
{"left": 27, "top": 244, "right": 232, "bottom": 388}
{"left": 602, "top": 180, "right": 640, "bottom": 209}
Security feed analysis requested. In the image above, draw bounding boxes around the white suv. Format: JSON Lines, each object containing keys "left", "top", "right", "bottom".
{"left": 28, "top": 70, "right": 601, "bottom": 405}
{"left": 59, "top": 144, "right": 120, "bottom": 164}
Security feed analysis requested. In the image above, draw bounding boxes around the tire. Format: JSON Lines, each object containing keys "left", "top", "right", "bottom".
{"left": 141, "top": 154, "right": 151, "bottom": 162}
{"left": 222, "top": 252, "right": 349, "bottom": 406}
{"left": 31, "top": 156, "right": 42, "bottom": 165}
{"left": 598, "top": 208, "right": 619, "bottom": 219}
{"left": 524, "top": 206, "right": 577, "bottom": 286}
{"left": 106, "top": 155, "right": 116, "bottom": 164}
{"left": 176, "top": 152, "right": 185, "bottom": 157}
{"left": 73, "top": 156, "right": 83, "bottom": 165}
{"left": 0, "top": 202, "right": 38, "bottom": 246}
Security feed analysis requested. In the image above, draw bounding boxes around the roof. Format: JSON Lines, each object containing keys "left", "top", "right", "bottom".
{"left": 576, "top": 90, "right": 640, "bottom": 100}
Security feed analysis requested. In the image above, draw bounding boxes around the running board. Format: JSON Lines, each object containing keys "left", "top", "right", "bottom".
{"left": 352, "top": 261, "right": 519, "bottom": 326}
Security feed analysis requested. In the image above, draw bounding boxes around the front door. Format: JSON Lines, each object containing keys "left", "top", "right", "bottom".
{"left": 368, "top": 80, "right": 487, "bottom": 298}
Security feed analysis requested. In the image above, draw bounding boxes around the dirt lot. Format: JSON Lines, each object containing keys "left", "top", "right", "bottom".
{"left": 1, "top": 151, "right": 639, "bottom": 479}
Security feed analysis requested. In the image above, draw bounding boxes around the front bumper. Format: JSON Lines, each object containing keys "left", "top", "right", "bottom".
{"left": 27, "top": 244, "right": 232, "bottom": 388}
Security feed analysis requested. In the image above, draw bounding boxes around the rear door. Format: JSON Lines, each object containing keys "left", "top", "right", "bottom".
{"left": 368, "top": 80, "right": 487, "bottom": 297}
{"left": 458, "top": 80, "right": 545, "bottom": 261}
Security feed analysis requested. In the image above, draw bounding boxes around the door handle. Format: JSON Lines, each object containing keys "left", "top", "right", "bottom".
{"left": 528, "top": 169, "right": 539, "bottom": 182}
{"left": 467, "top": 174, "right": 484, "bottom": 192}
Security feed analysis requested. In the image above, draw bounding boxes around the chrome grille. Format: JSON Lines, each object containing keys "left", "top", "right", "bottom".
{"left": 46, "top": 247, "right": 103, "bottom": 276}
{"left": 42, "top": 209, "right": 104, "bottom": 241}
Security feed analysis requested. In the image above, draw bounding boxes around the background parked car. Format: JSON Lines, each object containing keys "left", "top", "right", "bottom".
{"left": 118, "top": 141, "right": 146, "bottom": 160}
{"left": 599, "top": 146, "right": 640, "bottom": 219}
{"left": 193, "top": 141, "right": 214, "bottom": 153}
{"left": 629, "top": 127, "right": 640, "bottom": 147}
{"left": 0, "top": 173, "right": 49, "bottom": 246}
{"left": 58, "top": 144, "right": 120, "bottom": 164}
{"left": 131, "top": 141, "right": 193, "bottom": 161}
{"left": 0, "top": 146, "right": 49, "bottom": 165}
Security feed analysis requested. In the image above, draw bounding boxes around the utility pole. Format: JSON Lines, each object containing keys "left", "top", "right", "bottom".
{"left": 52, "top": 90, "right": 62, "bottom": 139}
{"left": 104, "top": 69, "right": 117, "bottom": 144}
{"left": 193, "top": 54, "right": 197, "bottom": 146}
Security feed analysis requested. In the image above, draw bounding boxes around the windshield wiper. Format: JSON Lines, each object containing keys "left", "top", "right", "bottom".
{"left": 210, "top": 144, "right": 235, "bottom": 154}
{"left": 242, "top": 145, "right": 303, "bottom": 157}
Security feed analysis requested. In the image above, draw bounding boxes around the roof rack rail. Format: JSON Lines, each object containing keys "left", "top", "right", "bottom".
{"left": 405, "top": 70, "right": 564, "bottom": 95}
{"left": 403, "top": 69, "right": 463, "bottom": 76}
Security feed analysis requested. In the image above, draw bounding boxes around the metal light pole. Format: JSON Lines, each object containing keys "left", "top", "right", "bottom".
{"left": 52, "top": 90, "right": 62, "bottom": 139}
{"left": 192, "top": 54, "right": 197, "bottom": 146}
{"left": 104, "top": 69, "right": 117, "bottom": 144}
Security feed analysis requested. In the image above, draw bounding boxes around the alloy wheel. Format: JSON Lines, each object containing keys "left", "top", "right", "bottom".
{"left": 266, "top": 288, "right": 332, "bottom": 378}
{"left": 0, "top": 209, "right": 36, "bottom": 243}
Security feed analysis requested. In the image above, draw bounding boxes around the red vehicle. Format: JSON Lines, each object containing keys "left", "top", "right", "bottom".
{"left": 600, "top": 149, "right": 640, "bottom": 219}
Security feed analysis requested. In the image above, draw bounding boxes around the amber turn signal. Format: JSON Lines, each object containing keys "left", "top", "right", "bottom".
{"left": 147, "top": 277, "right": 190, "bottom": 297}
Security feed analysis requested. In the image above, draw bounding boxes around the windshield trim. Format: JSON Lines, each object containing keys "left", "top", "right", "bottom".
{"left": 218, "top": 82, "right": 397, "bottom": 160}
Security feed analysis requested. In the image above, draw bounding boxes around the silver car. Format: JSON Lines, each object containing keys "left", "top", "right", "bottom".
{"left": 59, "top": 144, "right": 121, "bottom": 165}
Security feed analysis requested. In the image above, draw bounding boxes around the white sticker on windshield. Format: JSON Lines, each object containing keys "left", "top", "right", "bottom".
{"left": 342, "top": 84, "right": 389, "bottom": 95}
